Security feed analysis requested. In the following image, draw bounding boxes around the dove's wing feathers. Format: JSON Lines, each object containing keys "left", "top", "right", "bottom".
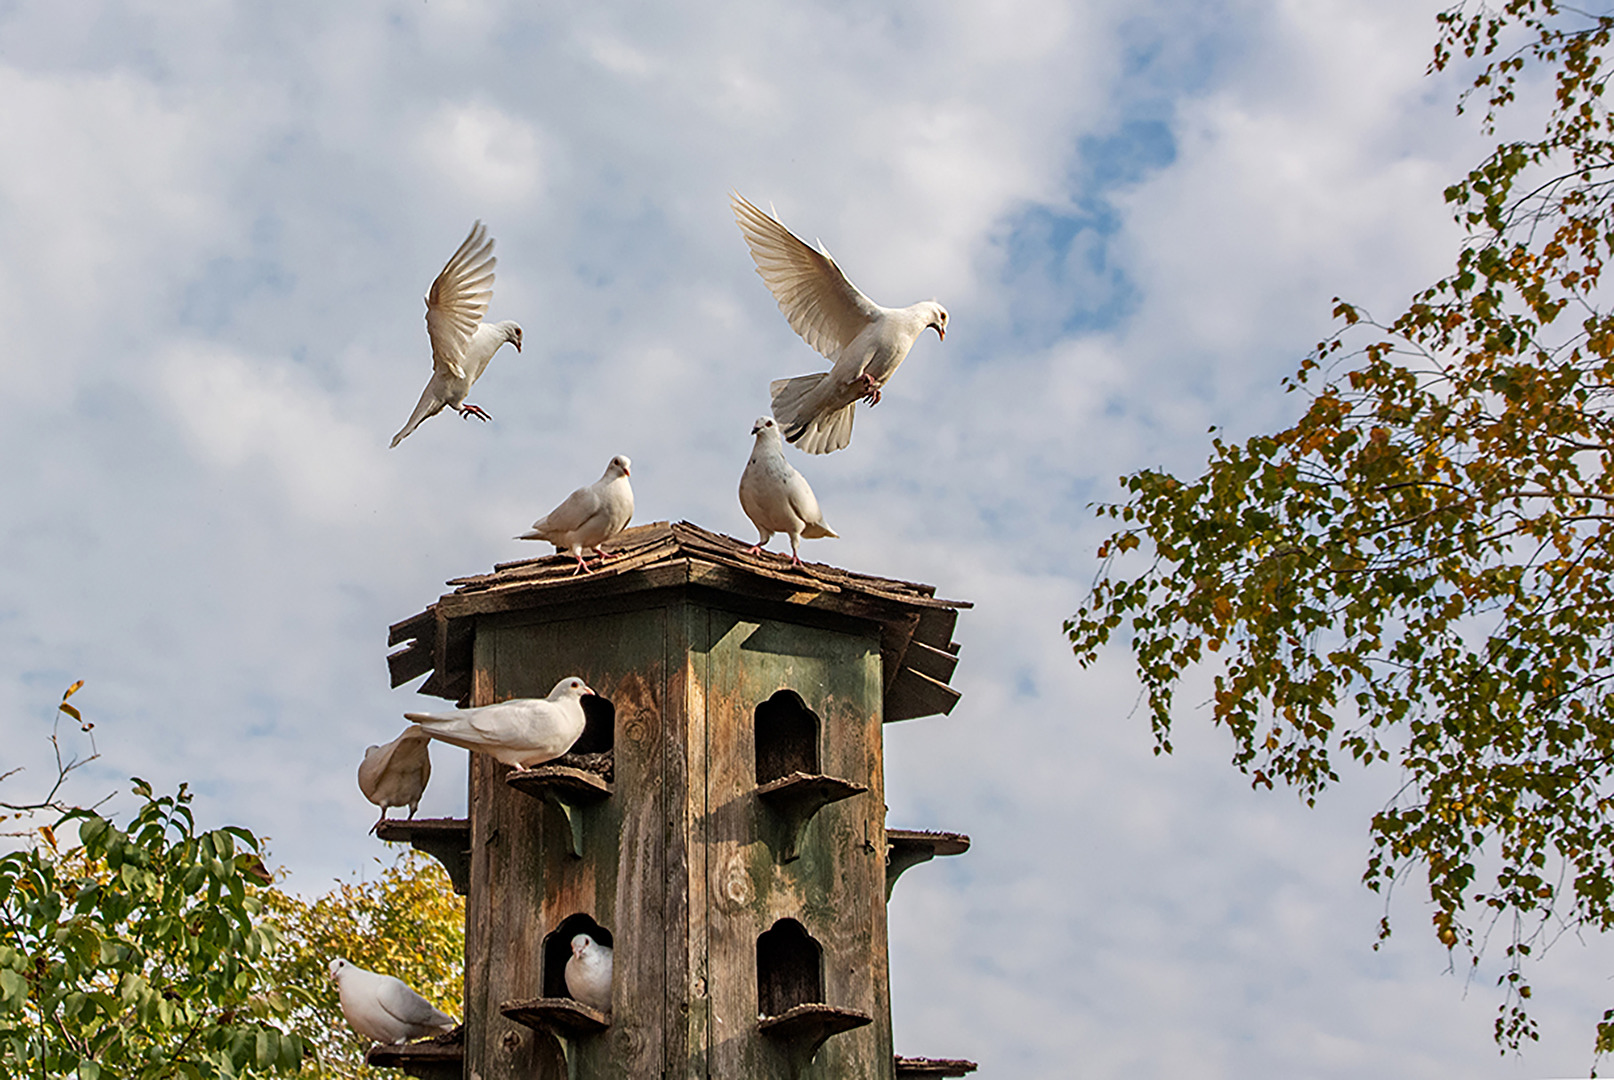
{"left": 425, "top": 221, "right": 496, "bottom": 380}
{"left": 784, "top": 472, "right": 836, "bottom": 538}
{"left": 375, "top": 977, "right": 454, "bottom": 1029}
{"left": 732, "top": 193, "right": 879, "bottom": 363}
{"left": 532, "top": 485, "right": 606, "bottom": 540}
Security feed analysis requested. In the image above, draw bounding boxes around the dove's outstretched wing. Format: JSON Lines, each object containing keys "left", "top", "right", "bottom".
{"left": 731, "top": 193, "right": 881, "bottom": 364}
{"left": 424, "top": 221, "right": 496, "bottom": 380}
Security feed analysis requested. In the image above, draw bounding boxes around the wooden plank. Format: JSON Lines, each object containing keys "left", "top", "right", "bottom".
{"left": 388, "top": 607, "right": 436, "bottom": 649}
{"left": 387, "top": 642, "right": 434, "bottom": 689}
{"left": 884, "top": 668, "right": 962, "bottom": 724}
{"left": 901, "top": 640, "right": 959, "bottom": 685}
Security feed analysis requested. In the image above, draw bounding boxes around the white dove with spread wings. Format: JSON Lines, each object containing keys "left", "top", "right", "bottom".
{"left": 732, "top": 193, "right": 946, "bottom": 454}
{"left": 390, "top": 221, "right": 523, "bottom": 448}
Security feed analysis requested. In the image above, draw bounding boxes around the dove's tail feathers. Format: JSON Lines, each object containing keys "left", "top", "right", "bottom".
{"left": 790, "top": 402, "right": 856, "bottom": 455}
{"left": 770, "top": 374, "right": 855, "bottom": 454}
{"left": 391, "top": 384, "right": 449, "bottom": 448}
{"left": 769, "top": 373, "right": 829, "bottom": 435}
{"left": 802, "top": 522, "right": 838, "bottom": 539}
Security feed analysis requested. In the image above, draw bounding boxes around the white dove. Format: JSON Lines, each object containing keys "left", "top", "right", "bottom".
{"left": 738, "top": 416, "right": 838, "bottom": 566}
{"left": 564, "top": 933, "right": 613, "bottom": 1014}
{"left": 328, "top": 957, "right": 457, "bottom": 1045}
{"left": 732, "top": 192, "right": 947, "bottom": 454}
{"left": 357, "top": 725, "right": 432, "bottom": 833}
{"left": 390, "top": 221, "right": 523, "bottom": 448}
{"left": 404, "top": 677, "right": 594, "bottom": 768}
{"left": 518, "top": 456, "right": 634, "bottom": 574}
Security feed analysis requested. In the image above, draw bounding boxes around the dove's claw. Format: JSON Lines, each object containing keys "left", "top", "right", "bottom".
{"left": 745, "top": 544, "right": 764, "bottom": 557}
{"left": 856, "top": 373, "right": 882, "bottom": 405}
{"left": 461, "top": 403, "right": 492, "bottom": 422}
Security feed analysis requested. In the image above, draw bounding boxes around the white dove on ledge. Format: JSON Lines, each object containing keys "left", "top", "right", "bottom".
{"left": 357, "top": 725, "right": 432, "bottom": 833}
{"left": 328, "top": 958, "right": 457, "bottom": 1045}
{"left": 405, "top": 677, "right": 594, "bottom": 768}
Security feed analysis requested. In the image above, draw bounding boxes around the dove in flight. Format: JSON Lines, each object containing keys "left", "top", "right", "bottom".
{"left": 357, "top": 725, "right": 432, "bottom": 833}
{"left": 404, "top": 677, "right": 594, "bottom": 768}
{"left": 518, "top": 455, "right": 634, "bottom": 574}
{"left": 738, "top": 416, "right": 837, "bottom": 566}
{"left": 328, "top": 958, "right": 457, "bottom": 1044}
{"left": 390, "top": 221, "right": 523, "bottom": 448}
{"left": 565, "top": 933, "right": 613, "bottom": 1015}
{"left": 731, "top": 192, "right": 946, "bottom": 454}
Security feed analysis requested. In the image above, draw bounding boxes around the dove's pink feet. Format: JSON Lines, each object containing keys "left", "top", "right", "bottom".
{"left": 745, "top": 544, "right": 764, "bottom": 557}
{"left": 460, "top": 403, "right": 492, "bottom": 422}
{"left": 569, "top": 552, "right": 591, "bottom": 575}
{"left": 857, "top": 373, "right": 882, "bottom": 405}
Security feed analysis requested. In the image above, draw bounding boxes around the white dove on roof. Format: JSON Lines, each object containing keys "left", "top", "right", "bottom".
{"left": 518, "top": 456, "right": 634, "bottom": 574}
{"left": 739, "top": 416, "right": 838, "bottom": 566}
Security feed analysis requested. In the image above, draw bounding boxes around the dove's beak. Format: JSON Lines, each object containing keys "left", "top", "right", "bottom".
{"left": 515, "top": 340, "right": 522, "bottom": 352}
{"left": 936, "top": 326, "right": 946, "bottom": 342}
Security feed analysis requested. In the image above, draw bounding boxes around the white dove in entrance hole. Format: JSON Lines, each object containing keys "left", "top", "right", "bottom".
{"left": 732, "top": 192, "right": 947, "bottom": 454}
{"left": 390, "top": 220, "right": 523, "bottom": 448}
{"left": 565, "top": 933, "right": 613, "bottom": 1014}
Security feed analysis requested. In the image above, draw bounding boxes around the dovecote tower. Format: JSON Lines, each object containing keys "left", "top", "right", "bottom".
{"left": 371, "top": 522, "right": 976, "bottom": 1079}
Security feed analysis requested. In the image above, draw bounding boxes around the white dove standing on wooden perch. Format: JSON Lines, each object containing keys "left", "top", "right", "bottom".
{"left": 731, "top": 192, "right": 947, "bottom": 454}
{"left": 328, "top": 958, "right": 457, "bottom": 1044}
{"left": 519, "top": 455, "right": 634, "bottom": 574}
{"left": 739, "top": 416, "right": 837, "bottom": 566}
{"left": 390, "top": 221, "right": 523, "bottom": 448}
{"left": 357, "top": 725, "right": 432, "bottom": 833}
{"left": 405, "top": 677, "right": 594, "bottom": 768}
{"left": 565, "top": 933, "right": 614, "bottom": 1015}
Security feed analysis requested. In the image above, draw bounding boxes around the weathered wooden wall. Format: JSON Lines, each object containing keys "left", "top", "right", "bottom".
{"left": 461, "top": 592, "right": 893, "bottom": 1079}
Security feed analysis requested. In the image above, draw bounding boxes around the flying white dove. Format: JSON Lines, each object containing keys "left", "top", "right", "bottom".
{"left": 738, "top": 416, "right": 837, "bottom": 566}
{"left": 390, "top": 221, "right": 523, "bottom": 448}
{"left": 404, "top": 677, "right": 594, "bottom": 768}
{"left": 565, "top": 933, "right": 613, "bottom": 1014}
{"left": 357, "top": 725, "right": 432, "bottom": 833}
{"left": 518, "top": 456, "right": 634, "bottom": 574}
{"left": 731, "top": 192, "right": 947, "bottom": 454}
{"left": 328, "top": 958, "right": 457, "bottom": 1045}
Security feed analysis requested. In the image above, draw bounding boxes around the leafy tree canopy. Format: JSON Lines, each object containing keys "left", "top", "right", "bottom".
{"left": 0, "top": 775, "right": 310, "bottom": 1079}
{"left": 1067, "top": 0, "right": 1614, "bottom": 1055}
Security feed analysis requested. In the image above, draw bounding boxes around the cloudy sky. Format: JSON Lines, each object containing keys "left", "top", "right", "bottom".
{"left": 2, "top": 1, "right": 1608, "bottom": 1076}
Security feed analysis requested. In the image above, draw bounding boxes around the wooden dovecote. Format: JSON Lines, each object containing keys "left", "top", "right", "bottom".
{"left": 376, "top": 522, "right": 976, "bottom": 1078}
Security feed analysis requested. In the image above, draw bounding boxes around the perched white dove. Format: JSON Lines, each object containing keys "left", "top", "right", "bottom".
{"left": 518, "top": 456, "right": 634, "bottom": 574}
{"left": 390, "top": 221, "right": 523, "bottom": 448}
{"left": 731, "top": 192, "right": 947, "bottom": 454}
{"left": 357, "top": 725, "right": 432, "bottom": 833}
{"left": 404, "top": 677, "right": 594, "bottom": 768}
{"left": 328, "top": 958, "right": 457, "bottom": 1045}
{"left": 738, "top": 416, "right": 838, "bottom": 566}
{"left": 564, "top": 933, "right": 613, "bottom": 1014}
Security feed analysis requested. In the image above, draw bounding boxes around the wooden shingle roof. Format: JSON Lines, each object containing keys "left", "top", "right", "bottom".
{"left": 388, "top": 521, "right": 969, "bottom": 721}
